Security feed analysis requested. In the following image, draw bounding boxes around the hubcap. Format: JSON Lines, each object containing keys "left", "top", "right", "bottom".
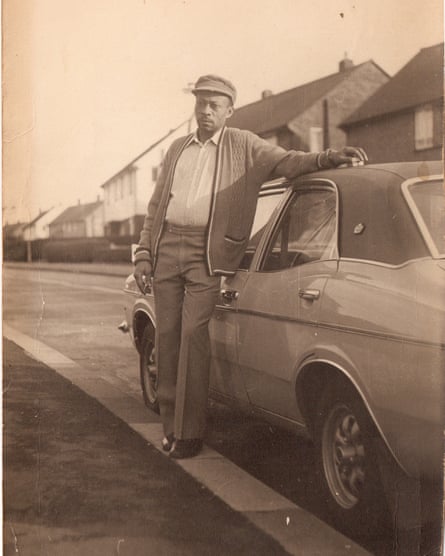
{"left": 322, "top": 403, "right": 365, "bottom": 509}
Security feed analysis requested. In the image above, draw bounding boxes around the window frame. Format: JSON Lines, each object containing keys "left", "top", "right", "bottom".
{"left": 414, "top": 104, "right": 434, "bottom": 151}
{"left": 255, "top": 180, "right": 340, "bottom": 273}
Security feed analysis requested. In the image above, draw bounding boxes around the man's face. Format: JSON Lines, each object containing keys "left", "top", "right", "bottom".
{"left": 194, "top": 92, "right": 234, "bottom": 138}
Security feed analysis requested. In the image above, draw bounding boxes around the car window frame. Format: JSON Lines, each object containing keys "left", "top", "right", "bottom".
{"left": 401, "top": 174, "right": 444, "bottom": 259}
{"left": 252, "top": 179, "right": 340, "bottom": 274}
{"left": 235, "top": 179, "right": 290, "bottom": 273}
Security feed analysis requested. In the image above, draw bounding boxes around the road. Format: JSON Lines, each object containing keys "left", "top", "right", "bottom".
{"left": 3, "top": 265, "right": 441, "bottom": 555}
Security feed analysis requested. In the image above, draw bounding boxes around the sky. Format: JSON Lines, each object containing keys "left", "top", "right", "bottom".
{"left": 2, "top": 0, "right": 444, "bottom": 224}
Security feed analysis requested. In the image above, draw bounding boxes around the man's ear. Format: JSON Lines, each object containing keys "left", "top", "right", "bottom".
{"left": 226, "top": 105, "right": 234, "bottom": 119}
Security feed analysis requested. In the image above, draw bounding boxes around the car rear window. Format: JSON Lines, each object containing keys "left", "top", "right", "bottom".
{"left": 407, "top": 179, "right": 445, "bottom": 257}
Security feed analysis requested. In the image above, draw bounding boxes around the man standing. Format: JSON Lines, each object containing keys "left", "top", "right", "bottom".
{"left": 134, "top": 74, "right": 367, "bottom": 458}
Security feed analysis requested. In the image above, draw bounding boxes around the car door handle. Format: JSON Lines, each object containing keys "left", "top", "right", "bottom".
{"left": 298, "top": 288, "right": 320, "bottom": 301}
{"left": 221, "top": 289, "right": 239, "bottom": 303}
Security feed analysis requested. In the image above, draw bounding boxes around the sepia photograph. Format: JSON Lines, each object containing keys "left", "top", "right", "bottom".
{"left": 3, "top": 1, "right": 444, "bottom": 554}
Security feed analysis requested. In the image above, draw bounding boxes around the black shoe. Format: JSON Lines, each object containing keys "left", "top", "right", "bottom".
{"left": 169, "top": 439, "right": 203, "bottom": 459}
{"left": 161, "top": 433, "right": 175, "bottom": 452}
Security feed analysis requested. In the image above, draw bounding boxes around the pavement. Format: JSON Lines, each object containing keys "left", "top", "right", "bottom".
{"left": 3, "top": 261, "right": 372, "bottom": 555}
{"left": 5, "top": 338, "right": 300, "bottom": 556}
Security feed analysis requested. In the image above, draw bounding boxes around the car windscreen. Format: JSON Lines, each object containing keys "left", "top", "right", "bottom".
{"left": 407, "top": 179, "right": 445, "bottom": 257}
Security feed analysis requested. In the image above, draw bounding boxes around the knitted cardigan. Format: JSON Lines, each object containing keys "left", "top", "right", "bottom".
{"left": 135, "top": 126, "right": 319, "bottom": 275}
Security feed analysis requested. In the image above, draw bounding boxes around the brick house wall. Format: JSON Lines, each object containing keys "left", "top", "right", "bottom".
{"left": 345, "top": 101, "right": 443, "bottom": 163}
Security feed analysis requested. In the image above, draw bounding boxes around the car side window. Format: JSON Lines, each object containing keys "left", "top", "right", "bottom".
{"left": 237, "top": 191, "right": 283, "bottom": 270}
{"left": 261, "top": 188, "right": 337, "bottom": 272}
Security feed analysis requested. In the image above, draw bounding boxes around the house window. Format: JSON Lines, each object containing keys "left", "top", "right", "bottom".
{"left": 414, "top": 105, "right": 434, "bottom": 150}
{"left": 309, "top": 127, "right": 323, "bottom": 152}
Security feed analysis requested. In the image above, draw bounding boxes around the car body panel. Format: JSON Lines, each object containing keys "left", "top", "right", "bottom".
{"left": 317, "top": 258, "right": 444, "bottom": 479}
{"left": 209, "top": 272, "right": 250, "bottom": 404}
{"left": 235, "top": 260, "right": 337, "bottom": 420}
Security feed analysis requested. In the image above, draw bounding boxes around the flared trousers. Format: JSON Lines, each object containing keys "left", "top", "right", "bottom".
{"left": 153, "top": 224, "right": 220, "bottom": 440}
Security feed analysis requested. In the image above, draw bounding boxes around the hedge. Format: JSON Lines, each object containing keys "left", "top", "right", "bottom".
{"left": 42, "top": 239, "right": 110, "bottom": 262}
{"left": 3, "top": 237, "right": 137, "bottom": 263}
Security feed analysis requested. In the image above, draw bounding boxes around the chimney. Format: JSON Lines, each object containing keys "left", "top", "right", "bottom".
{"left": 77, "top": 199, "right": 81, "bottom": 205}
{"left": 261, "top": 90, "right": 273, "bottom": 99}
{"left": 339, "top": 53, "right": 354, "bottom": 72}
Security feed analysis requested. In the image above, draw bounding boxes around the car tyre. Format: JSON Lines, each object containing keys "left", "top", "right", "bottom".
{"left": 139, "top": 325, "right": 159, "bottom": 414}
{"left": 314, "top": 381, "right": 390, "bottom": 534}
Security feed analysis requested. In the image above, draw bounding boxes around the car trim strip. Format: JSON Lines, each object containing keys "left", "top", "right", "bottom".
{"left": 214, "top": 305, "right": 445, "bottom": 350}
{"left": 338, "top": 256, "right": 435, "bottom": 269}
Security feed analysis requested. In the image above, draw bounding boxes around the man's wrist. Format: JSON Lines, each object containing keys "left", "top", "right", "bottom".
{"left": 316, "top": 148, "right": 335, "bottom": 170}
{"left": 133, "top": 249, "right": 152, "bottom": 265}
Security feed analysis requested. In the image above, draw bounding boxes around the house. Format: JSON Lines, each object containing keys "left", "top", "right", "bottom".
{"left": 23, "top": 205, "right": 66, "bottom": 242}
{"left": 3, "top": 222, "right": 27, "bottom": 240}
{"left": 101, "top": 119, "right": 192, "bottom": 238}
{"left": 229, "top": 57, "right": 390, "bottom": 152}
{"left": 2, "top": 222, "right": 28, "bottom": 261}
{"left": 49, "top": 200, "right": 104, "bottom": 238}
{"left": 340, "top": 43, "right": 444, "bottom": 163}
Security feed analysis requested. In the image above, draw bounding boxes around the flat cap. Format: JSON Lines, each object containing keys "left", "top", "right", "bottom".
{"left": 192, "top": 74, "right": 237, "bottom": 104}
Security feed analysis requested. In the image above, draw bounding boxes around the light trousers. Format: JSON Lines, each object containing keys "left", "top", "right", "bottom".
{"left": 153, "top": 224, "right": 220, "bottom": 440}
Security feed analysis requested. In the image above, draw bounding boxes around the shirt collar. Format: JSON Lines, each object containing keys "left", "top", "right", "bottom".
{"left": 192, "top": 127, "right": 224, "bottom": 146}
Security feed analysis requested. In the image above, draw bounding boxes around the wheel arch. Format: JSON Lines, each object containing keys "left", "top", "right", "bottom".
{"left": 133, "top": 307, "right": 156, "bottom": 353}
{"left": 295, "top": 359, "right": 407, "bottom": 475}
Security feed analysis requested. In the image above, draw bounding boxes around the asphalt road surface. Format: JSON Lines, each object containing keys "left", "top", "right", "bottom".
{"left": 3, "top": 265, "right": 443, "bottom": 555}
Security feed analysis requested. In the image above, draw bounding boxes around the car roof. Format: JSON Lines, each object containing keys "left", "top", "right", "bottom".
{"left": 301, "top": 160, "right": 443, "bottom": 183}
{"left": 260, "top": 161, "right": 443, "bottom": 195}
{"left": 261, "top": 161, "right": 443, "bottom": 264}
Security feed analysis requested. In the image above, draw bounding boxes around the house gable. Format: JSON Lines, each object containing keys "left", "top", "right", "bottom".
{"left": 49, "top": 201, "right": 103, "bottom": 238}
{"left": 288, "top": 60, "right": 389, "bottom": 150}
{"left": 341, "top": 43, "right": 444, "bottom": 163}
{"left": 228, "top": 60, "right": 389, "bottom": 151}
{"left": 342, "top": 43, "right": 444, "bottom": 127}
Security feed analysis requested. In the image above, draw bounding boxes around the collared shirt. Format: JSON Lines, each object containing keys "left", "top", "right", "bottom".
{"left": 165, "top": 128, "right": 223, "bottom": 226}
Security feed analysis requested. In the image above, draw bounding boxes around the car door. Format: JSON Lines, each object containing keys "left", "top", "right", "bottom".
{"left": 208, "top": 185, "right": 285, "bottom": 405}
{"left": 236, "top": 182, "right": 339, "bottom": 421}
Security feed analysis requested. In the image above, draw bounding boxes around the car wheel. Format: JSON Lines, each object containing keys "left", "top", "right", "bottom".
{"left": 314, "top": 382, "right": 390, "bottom": 532}
{"left": 139, "top": 325, "right": 159, "bottom": 414}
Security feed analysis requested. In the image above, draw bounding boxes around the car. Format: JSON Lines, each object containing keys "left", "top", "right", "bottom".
{"left": 121, "top": 160, "right": 444, "bottom": 528}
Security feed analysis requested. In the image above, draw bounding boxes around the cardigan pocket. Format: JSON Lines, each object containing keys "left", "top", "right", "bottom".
{"left": 222, "top": 235, "right": 249, "bottom": 272}
{"left": 224, "top": 234, "right": 247, "bottom": 244}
